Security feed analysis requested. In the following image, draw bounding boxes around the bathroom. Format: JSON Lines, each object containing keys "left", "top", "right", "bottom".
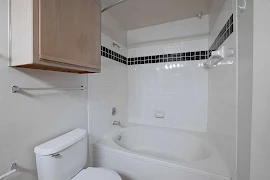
{"left": 0, "top": 0, "right": 269, "bottom": 180}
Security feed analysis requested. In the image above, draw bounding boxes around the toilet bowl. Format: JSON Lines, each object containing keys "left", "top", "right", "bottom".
{"left": 34, "top": 128, "right": 122, "bottom": 180}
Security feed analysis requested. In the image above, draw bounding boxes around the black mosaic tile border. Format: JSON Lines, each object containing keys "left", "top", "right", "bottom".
{"left": 209, "top": 14, "right": 234, "bottom": 54}
{"left": 101, "top": 46, "right": 127, "bottom": 65}
{"left": 127, "top": 51, "right": 209, "bottom": 66}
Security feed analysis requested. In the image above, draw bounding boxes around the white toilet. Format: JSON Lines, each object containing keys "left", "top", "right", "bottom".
{"left": 34, "top": 128, "right": 122, "bottom": 180}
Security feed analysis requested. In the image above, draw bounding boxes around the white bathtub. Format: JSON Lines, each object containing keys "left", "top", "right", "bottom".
{"left": 93, "top": 125, "right": 230, "bottom": 180}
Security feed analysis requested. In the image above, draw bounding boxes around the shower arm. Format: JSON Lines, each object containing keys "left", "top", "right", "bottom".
{"left": 113, "top": 42, "right": 122, "bottom": 51}
{"left": 101, "top": 0, "right": 127, "bottom": 13}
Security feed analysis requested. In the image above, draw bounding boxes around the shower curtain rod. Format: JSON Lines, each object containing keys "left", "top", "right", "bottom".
{"left": 101, "top": 0, "right": 127, "bottom": 13}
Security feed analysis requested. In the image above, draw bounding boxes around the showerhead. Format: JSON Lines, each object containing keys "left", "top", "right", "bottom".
{"left": 196, "top": 12, "right": 203, "bottom": 19}
{"left": 113, "top": 42, "right": 123, "bottom": 51}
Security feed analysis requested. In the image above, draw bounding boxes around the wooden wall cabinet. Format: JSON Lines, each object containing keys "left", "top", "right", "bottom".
{"left": 10, "top": 0, "right": 101, "bottom": 73}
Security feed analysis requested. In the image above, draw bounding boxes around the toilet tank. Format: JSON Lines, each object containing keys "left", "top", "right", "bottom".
{"left": 34, "top": 129, "right": 87, "bottom": 180}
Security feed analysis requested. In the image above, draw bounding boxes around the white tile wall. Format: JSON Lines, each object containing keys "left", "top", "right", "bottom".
{"left": 88, "top": 34, "right": 128, "bottom": 142}
{"left": 126, "top": 17, "right": 210, "bottom": 131}
{"left": 90, "top": 17, "right": 210, "bottom": 134}
{"left": 0, "top": 1, "right": 88, "bottom": 179}
{"left": 208, "top": 0, "right": 237, "bottom": 178}
{"left": 127, "top": 29, "right": 209, "bottom": 131}
{"left": 128, "top": 60, "right": 208, "bottom": 131}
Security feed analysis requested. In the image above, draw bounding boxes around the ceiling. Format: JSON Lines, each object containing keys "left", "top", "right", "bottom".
{"left": 101, "top": 0, "right": 212, "bottom": 30}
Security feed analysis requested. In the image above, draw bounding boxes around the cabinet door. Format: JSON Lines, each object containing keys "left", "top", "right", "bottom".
{"left": 39, "top": 0, "right": 101, "bottom": 69}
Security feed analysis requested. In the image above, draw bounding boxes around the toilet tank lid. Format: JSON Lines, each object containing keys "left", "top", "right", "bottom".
{"left": 34, "top": 128, "right": 87, "bottom": 156}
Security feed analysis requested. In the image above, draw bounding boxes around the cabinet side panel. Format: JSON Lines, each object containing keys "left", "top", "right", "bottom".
{"left": 33, "top": 0, "right": 39, "bottom": 63}
{"left": 10, "top": 0, "right": 33, "bottom": 66}
{"left": 92, "top": 0, "right": 101, "bottom": 69}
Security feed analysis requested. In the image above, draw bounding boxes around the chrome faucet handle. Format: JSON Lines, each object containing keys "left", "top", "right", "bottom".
{"left": 112, "top": 107, "right": 117, "bottom": 116}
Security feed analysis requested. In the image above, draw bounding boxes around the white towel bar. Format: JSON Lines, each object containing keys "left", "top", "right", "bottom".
{"left": 12, "top": 86, "right": 86, "bottom": 93}
{"left": 0, "top": 163, "right": 17, "bottom": 180}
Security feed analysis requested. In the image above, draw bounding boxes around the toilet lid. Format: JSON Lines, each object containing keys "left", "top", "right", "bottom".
{"left": 72, "top": 167, "right": 122, "bottom": 180}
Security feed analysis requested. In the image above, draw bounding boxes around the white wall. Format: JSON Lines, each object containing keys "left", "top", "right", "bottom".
{"left": 250, "top": 1, "right": 270, "bottom": 180}
{"left": 88, "top": 33, "right": 128, "bottom": 142}
{"left": 207, "top": 0, "right": 237, "bottom": 178}
{"left": 127, "top": 19, "right": 209, "bottom": 131}
{"left": 102, "top": 11, "right": 127, "bottom": 47}
{"left": 0, "top": 1, "right": 88, "bottom": 179}
{"left": 236, "top": 0, "right": 253, "bottom": 180}
{"left": 127, "top": 15, "right": 209, "bottom": 48}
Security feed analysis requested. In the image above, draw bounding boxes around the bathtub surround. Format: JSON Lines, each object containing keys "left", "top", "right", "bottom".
{"left": 0, "top": 1, "right": 88, "bottom": 179}
{"left": 128, "top": 59, "right": 208, "bottom": 131}
{"left": 88, "top": 33, "right": 128, "bottom": 140}
{"left": 126, "top": 18, "right": 209, "bottom": 131}
{"left": 91, "top": 16, "right": 211, "bottom": 133}
{"left": 88, "top": 19, "right": 212, "bottom": 179}
{"left": 208, "top": 0, "right": 237, "bottom": 179}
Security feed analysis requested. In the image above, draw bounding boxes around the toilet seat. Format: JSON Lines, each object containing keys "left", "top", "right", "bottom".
{"left": 72, "top": 167, "right": 122, "bottom": 180}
